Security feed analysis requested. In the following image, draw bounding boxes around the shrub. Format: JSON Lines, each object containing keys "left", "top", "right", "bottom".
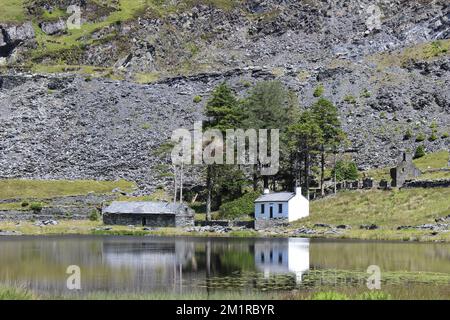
{"left": 29, "top": 202, "right": 43, "bottom": 212}
{"left": 414, "top": 145, "right": 426, "bottom": 159}
{"left": 313, "top": 84, "right": 324, "bottom": 97}
{"left": 193, "top": 95, "right": 202, "bottom": 103}
{"left": 21, "top": 201, "right": 29, "bottom": 207}
{"left": 344, "top": 95, "right": 357, "bottom": 104}
{"left": 442, "top": 132, "right": 449, "bottom": 139}
{"left": 403, "top": 129, "right": 412, "bottom": 140}
{"left": 219, "top": 192, "right": 260, "bottom": 219}
{"left": 360, "top": 88, "right": 371, "bottom": 98}
{"left": 429, "top": 132, "right": 438, "bottom": 141}
{"left": 89, "top": 210, "right": 101, "bottom": 221}
{"left": 415, "top": 132, "right": 426, "bottom": 142}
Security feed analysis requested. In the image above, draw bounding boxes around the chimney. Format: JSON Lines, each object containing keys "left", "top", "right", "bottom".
{"left": 263, "top": 188, "right": 270, "bottom": 194}
{"left": 295, "top": 187, "right": 302, "bottom": 195}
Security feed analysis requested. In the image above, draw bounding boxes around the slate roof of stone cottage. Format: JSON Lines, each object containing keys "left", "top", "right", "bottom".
{"left": 103, "top": 201, "right": 187, "bottom": 214}
{"left": 254, "top": 192, "right": 295, "bottom": 202}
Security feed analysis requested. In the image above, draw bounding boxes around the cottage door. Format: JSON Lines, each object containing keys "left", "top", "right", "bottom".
{"left": 269, "top": 204, "right": 273, "bottom": 218}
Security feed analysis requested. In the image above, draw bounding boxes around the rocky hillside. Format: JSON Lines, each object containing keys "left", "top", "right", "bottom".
{"left": 0, "top": 0, "right": 449, "bottom": 191}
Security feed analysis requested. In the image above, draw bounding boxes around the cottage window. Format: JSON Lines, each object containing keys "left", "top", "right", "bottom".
{"left": 278, "top": 253, "right": 283, "bottom": 264}
{"left": 278, "top": 204, "right": 283, "bottom": 214}
{"left": 261, "top": 204, "right": 265, "bottom": 214}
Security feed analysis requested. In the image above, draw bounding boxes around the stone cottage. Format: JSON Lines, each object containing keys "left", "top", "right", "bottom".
{"left": 103, "top": 201, "right": 194, "bottom": 227}
{"left": 390, "top": 151, "right": 421, "bottom": 187}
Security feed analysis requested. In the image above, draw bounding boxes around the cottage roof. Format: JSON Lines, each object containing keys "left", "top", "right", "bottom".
{"left": 103, "top": 201, "right": 186, "bottom": 214}
{"left": 254, "top": 192, "right": 295, "bottom": 202}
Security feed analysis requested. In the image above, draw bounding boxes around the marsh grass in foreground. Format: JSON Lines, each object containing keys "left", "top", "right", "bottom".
{"left": 1, "top": 284, "right": 447, "bottom": 300}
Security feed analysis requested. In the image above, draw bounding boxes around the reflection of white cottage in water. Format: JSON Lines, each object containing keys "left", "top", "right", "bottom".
{"left": 254, "top": 238, "right": 310, "bottom": 283}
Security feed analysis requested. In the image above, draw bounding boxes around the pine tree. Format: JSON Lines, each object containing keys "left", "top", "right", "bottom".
{"left": 311, "top": 98, "right": 345, "bottom": 195}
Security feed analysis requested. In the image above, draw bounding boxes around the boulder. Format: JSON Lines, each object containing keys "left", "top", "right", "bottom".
{"left": 39, "top": 19, "right": 66, "bottom": 35}
{"left": 360, "top": 224, "right": 378, "bottom": 230}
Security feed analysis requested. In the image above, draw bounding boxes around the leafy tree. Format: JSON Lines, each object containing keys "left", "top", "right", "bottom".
{"left": 242, "top": 80, "right": 296, "bottom": 190}
{"left": 332, "top": 160, "right": 359, "bottom": 181}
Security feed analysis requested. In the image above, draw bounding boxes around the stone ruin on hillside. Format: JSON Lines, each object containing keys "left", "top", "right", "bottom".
{"left": 390, "top": 151, "right": 422, "bottom": 187}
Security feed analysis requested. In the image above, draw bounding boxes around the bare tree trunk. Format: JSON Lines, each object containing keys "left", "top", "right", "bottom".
{"left": 179, "top": 162, "right": 184, "bottom": 204}
{"left": 252, "top": 164, "right": 258, "bottom": 191}
{"left": 206, "top": 165, "right": 212, "bottom": 221}
{"left": 320, "top": 147, "right": 325, "bottom": 196}
{"left": 334, "top": 150, "right": 337, "bottom": 194}
{"left": 173, "top": 165, "right": 178, "bottom": 204}
{"left": 305, "top": 151, "right": 310, "bottom": 200}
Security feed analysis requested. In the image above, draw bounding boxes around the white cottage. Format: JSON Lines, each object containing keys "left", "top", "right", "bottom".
{"left": 254, "top": 187, "right": 309, "bottom": 222}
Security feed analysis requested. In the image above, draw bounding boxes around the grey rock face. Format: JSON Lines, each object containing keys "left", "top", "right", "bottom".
{"left": 0, "top": 0, "right": 449, "bottom": 192}
{"left": 39, "top": 19, "right": 66, "bottom": 35}
{"left": 0, "top": 22, "right": 35, "bottom": 60}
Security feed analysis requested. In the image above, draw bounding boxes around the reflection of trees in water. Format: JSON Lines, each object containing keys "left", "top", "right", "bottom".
{"left": 309, "top": 241, "right": 450, "bottom": 273}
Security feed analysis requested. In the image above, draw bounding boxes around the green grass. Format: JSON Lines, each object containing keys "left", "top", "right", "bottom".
{"left": 117, "top": 189, "right": 171, "bottom": 202}
{"left": 134, "top": 72, "right": 160, "bottom": 84}
{"left": 32, "top": 64, "right": 112, "bottom": 76}
{"left": 0, "top": 179, "right": 136, "bottom": 199}
{"left": 0, "top": 202, "right": 27, "bottom": 211}
{"left": 369, "top": 39, "right": 450, "bottom": 70}
{"left": 0, "top": 285, "right": 36, "bottom": 300}
{"left": 364, "top": 167, "right": 391, "bottom": 181}
{"left": 417, "top": 170, "right": 450, "bottom": 180}
{"left": 413, "top": 150, "right": 449, "bottom": 171}
{"left": 0, "top": 0, "right": 25, "bottom": 23}
{"left": 41, "top": 8, "right": 68, "bottom": 21}
{"left": 295, "top": 188, "right": 450, "bottom": 228}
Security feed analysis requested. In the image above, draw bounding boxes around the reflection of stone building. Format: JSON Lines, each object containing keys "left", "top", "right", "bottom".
{"left": 254, "top": 238, "right": 310, "bottom": 283}
{"left": 390, "top": 152, "right": 421, "bottom": 187}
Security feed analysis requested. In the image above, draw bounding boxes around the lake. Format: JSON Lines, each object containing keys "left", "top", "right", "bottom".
{"left": 0, "top": 235, "right": 449, "bottom": 298}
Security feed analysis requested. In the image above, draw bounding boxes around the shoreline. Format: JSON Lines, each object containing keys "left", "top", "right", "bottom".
{"left": 0, "top": 220, "right": 448, "bottom": 243}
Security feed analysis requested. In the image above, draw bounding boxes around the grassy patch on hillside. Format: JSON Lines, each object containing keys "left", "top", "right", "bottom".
{"left": 117, "top": 189, "right": 171, "bottom": 202}
{"left": 0, "top": 179, "right": 135, "bottom": 199}
{"left": 418, "top": 170, "right": 450, "bottom": 180}
{"left": 31, "top": 64, "right": 112, "bottom": 76}
{"left": 368, "top": 39, "right": 450, "bottom": 70}
{"left": 413, "top": 150, "right": 449, "bottom": 171}
{"left": 295, "top": 188, "right": 450, "bottom": 228}
{"left": 134, "top": 72, "right": 160, "bottom": 84}
{"left": 0, "top": 0, "right": 25, "bottom": 23}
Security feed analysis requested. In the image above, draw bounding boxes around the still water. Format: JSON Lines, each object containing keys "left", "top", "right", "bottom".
{"left": 0, "top": 235, "right": 449, "bottom": 296}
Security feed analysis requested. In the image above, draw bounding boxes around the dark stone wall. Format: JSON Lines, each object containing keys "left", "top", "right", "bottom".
{"left": 402, "top": 179, "right": 450, "bottom": 188}
{"left": 103, "top": 213, "right": 177, "bottom": 227}
{"left": 195, "top": 220, "right": 254, "bottom": 228}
